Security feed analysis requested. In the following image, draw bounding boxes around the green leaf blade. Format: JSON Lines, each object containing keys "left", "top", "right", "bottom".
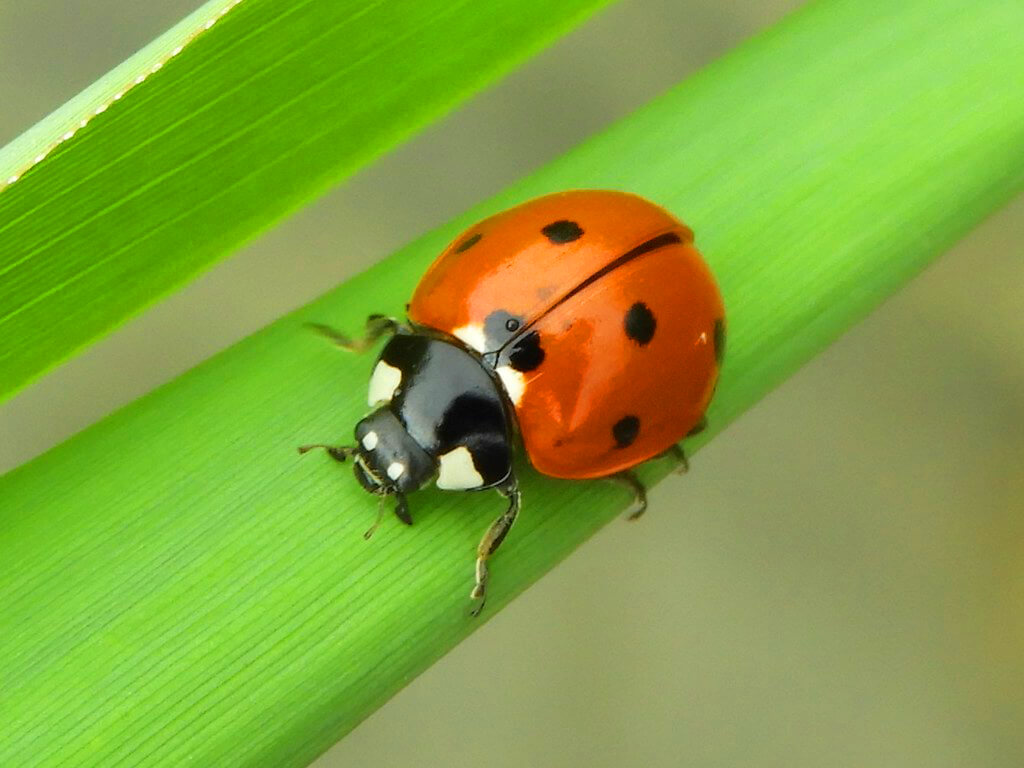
{"left": 0, "top": 0, "right": 612, "bottom": 401}
{"left": 1, "top": 0, "right": 1022, "bottom": 766}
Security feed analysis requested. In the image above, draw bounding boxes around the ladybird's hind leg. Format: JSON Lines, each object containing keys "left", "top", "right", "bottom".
{"left": 305, "top": 315, "right": 404, "bottom": 353}
{"left": 611, "top": 421, "right": 707, "bottom": 518}
{"left": 658, "top": 443, "right": 689, "bottom": 475}
{"left": 609, "top": 470, "right": 648, "bottom": 521}
{"left": 469, "top": 479, "right": 521, "bottom": 617}
{"left": 654, "top": 415, "right": 710, "bottom": 476}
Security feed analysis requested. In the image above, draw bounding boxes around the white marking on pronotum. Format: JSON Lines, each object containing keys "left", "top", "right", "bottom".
{"left": 367, "top": 361, "right": 402, "bottom": 406}
{"left": 436, "top": 446, "right": 484, "bottom": 490}
{"left": 496, "top": 366, "right": 526, "bottom": 406}
{"left": 453, "top": 323, "right": 487, "bottom": 353}
{"left": 361, "top": 431, "right": 378, "bottom": 451}
{"left": 1, "top": 0, "right": 247, "bottom": 194}
{"left": 387, "top": 462, "right": 405, "bottom": 481}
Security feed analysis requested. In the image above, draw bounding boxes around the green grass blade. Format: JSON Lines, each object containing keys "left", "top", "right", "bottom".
{"left": 0, "top": 0, "right": 612, "bottom": 402}
{"left": 2, "top": 1, "right": 1022, "bottom": 766}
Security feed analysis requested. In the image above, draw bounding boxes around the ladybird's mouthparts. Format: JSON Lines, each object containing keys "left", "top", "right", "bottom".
{"left": 352, "top": 455, "right": 386, "bottom": 494}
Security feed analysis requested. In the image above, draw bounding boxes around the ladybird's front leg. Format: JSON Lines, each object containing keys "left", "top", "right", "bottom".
{"left": 305, "top": 314, "right": 404, "bottom": 353}
{"left": 469, "top": 480, "right": 521, "bottom": 617}
{"left": 392, "top": 492, "right": 413, "bottom": 526}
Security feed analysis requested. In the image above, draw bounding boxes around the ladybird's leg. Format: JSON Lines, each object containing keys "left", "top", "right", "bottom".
{"left": 687, "top": 415, "right": 708, "bottom": 437}
{"left": 297, "top": 443, "right": 357, "bottom": 463}
{"left": 609, "top": 470, "right": 648, "bottom": 521}
{"left": 659, "top": 444, "right": 689, "bottom": 475}
{"left": 392, "top": 492, "right": 413, "bottom": 527}
{"left": 469, "top": 480, "right": 521, "bottom": 617}
{"left": 305, "top": 315, "right": 404, "bottom": 353}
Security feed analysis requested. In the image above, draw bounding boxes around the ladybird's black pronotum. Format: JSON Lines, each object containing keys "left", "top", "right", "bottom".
{"left": 300, "top": 190, "right": 725, "bottom": 614}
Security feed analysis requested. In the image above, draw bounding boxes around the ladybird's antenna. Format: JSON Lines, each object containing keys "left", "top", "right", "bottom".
{"left": 297, "top": 444, "right": 357, "bottom": 463}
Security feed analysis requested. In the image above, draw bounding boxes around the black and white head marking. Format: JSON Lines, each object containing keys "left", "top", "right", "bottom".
{"left": 353, "top": 409, "right": 434, "bottom": 495}
{"left": 358, "top": 333, "right": 514, "bottom": 494}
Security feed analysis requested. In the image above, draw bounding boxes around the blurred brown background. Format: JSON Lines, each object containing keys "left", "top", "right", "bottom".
{"left": 2, "top": 0, "right": 1021, "bottom": 765}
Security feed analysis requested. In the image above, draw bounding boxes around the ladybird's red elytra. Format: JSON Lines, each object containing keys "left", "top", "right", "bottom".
{"left": 301, "top": 190, "right": 726, "bottom": 614}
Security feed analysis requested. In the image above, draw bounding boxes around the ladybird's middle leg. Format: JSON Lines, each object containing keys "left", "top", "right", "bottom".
{"left": 306, "top": 314, "right": 403, "bottom": 353}
{"left": 469, "top": 481, "right": 521, "bottom": 616}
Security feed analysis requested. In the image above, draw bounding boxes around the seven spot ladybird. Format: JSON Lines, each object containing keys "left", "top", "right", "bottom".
{"left": 300, "top": 190, "right": 725, "bottom": 614}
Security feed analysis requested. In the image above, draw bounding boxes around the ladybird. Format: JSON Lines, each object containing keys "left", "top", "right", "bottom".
{"left": 300, "top": 190, "right": 725, "bottom": 614}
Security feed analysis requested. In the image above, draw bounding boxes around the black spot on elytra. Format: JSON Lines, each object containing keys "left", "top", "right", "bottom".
{"left": 541, "top": 220, "right": 583, "bottom": 244}
{"left": 455, "top": 232, "right": 482, "bottom": 253}
{"left": 508, "top": 331, "right": 544, "bottom": 372}
{"left": 612, "top": 415, "right": 640, "bottom": 449}
{"left": 624, "top": 302, "right": 656, "bottom": 345}
{"left": 713, "top": 318, "right": 726, "bottom": 364}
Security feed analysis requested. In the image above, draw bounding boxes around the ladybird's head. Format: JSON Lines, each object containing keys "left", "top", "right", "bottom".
{"left": 352, "top": 408, "right": 435, "bottom": 496}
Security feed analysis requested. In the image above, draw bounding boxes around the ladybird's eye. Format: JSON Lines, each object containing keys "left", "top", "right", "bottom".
{"left": 505, "top": 318, "right": 520, "bottom": 333}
